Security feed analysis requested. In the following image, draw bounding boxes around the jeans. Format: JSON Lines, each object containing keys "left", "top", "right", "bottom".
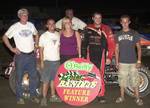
{"left": 15, "top": 52, "right": 38, "bottom": 100}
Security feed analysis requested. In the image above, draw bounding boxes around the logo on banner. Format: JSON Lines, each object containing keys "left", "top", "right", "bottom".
{"left": 55, "top": 58, "right": 101, "bottom": 106}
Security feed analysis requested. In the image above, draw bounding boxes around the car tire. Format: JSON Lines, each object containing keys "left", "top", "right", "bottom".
{"left": 9, "top": 69, "right": 41, "bottom": 97}
{"left": 125, "top": 66, "right": 150, "bottom": 97}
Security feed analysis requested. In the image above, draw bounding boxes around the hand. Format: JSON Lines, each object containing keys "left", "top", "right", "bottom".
{"left": 34, "top": 44, "right": 39, "bottom": 51}
{"left": 116, "top": 62, "right": 119, "bottom": 69}
{"left": 106, "top": 58, "right": 111, "bottom": 65}
{"left": 136, "top": 63, "right": 141, "bottom": 68}
{"left": 11, "top": 48, "right": 21, "bottom": 55}
{"left": 35, "top": 44, "right": 39, "bottom": 48}
{"left": 79, "top": 55, "right": 81, "bottom": 58}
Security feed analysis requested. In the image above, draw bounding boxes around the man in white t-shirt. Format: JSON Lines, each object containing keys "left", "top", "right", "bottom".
{"left": 2, "top": 8, "right": 39, "bottom": 104}
{"left": 39, "top": 18, "right": 61, "bottom": 106}
{"left": 56, "top": 8, "right": 87, "bottom": 31}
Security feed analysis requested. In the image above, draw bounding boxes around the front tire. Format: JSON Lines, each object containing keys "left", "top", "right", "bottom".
{"left": 9, "top": 69, "right": 16, "bottom": 94}
{"left": 9, "top": 69, "right": 41, "bottom": 98}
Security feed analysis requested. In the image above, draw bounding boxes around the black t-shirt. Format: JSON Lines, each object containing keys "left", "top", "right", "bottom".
{"left": 115, "top": 29, "right": 140, "bottom": 63}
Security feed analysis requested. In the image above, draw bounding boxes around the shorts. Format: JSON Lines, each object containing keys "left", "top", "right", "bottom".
{"left": 118, "top": 63, "right": 140, "bottom": 88}
{"left": 41, "top": 60, "right": 60, "bottom": 82}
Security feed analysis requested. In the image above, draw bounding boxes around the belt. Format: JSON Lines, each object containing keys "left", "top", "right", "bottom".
{"left": 21, "top": 51, "right": 34, "bottom": 55}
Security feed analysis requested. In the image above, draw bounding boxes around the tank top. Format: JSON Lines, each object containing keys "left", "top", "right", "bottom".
{"left": 60, "top": 31, "right": 78, "bottom": 55}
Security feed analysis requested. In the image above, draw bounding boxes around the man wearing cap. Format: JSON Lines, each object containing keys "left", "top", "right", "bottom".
{"left": 2, "top": 8, "right": 40, "bottom": 104}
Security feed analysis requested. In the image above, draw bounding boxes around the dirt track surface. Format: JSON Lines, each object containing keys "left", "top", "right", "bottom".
{"left": 0, "top": 78, "right": 150, "bottom": 108}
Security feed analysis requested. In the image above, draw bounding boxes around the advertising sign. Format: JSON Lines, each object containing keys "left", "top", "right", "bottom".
{"left": 55, "top": 58, "right": 101, "bottom": 106}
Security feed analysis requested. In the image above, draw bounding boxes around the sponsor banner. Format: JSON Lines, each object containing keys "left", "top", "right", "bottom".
{"left": 55, "top": 58, "right": 101, "bottom": 106}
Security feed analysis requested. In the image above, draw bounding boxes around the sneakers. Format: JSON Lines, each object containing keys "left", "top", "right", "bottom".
{"left": 115, "top": 97, "right": 143, "bottom": 106}
{"left": 17, "top": 98, "right": 25, "bottom": 104}
{"left": 40, "top": 97, "right": 47, "bottom": 106}
{"left": 97, "top": 97, "right": 106, "bottom": 104}
{"left": 30, "top": 97, "right": 40, "bottom": 103}
{"left": 17, "top": 97, "right": 40, "bottom": 105}
{"left": 135, "top": 98, "right": 143, "bottom": 106}
{"left": 115, "top": 97, "right": 125, "bottom": 103}
{"left": 49, "top": 95, "right": 62, "bottom": 102}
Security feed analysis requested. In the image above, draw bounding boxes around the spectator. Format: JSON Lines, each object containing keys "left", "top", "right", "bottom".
{"left": 56, "top": 8, "right": 87, "bottom": 31}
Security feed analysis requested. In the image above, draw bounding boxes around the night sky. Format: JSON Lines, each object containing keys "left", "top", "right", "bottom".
{"left": 0, "top": 0, "right": 149, "bottom": 35}
{"left": 1, "top": 0, "right": 150, "bottom": 14}
{"left": 0, "top": 0, "right": 150, "bottom": 23}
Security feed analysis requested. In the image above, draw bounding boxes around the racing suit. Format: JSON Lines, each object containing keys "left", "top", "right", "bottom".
{"left": 81, "top": 24, "right": 115, "bottom": 97}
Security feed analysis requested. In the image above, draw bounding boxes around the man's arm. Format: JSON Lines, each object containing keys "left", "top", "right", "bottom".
{"left": 115, "top": 43, "right": 119, "bottom": 68}
{"left": 39, "top": 46, "right": 44, "bottom": 69}
{"left": 102, "top": 25, "right": 116, "bottom": 64}
{"left": 34, "top": 34, "right": 39, "bottom": 49}
{"left": 75, "top": 31, "right": 81, "bottom": 57}
{"left": 2, "top": 35, "right": 20, "bottom": 55}
{"left": 136, "top": 41, "right": 142, "bottom": 68}
{"left": 32, "top": 23, "right": 39, "bottom": 49}
{"left": 81, "top": 28, "right": 89, "bottom": 58}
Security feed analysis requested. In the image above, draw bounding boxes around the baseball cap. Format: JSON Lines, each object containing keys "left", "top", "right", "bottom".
{"left": 17, "top": 8, "right": 29, "bottom": 17}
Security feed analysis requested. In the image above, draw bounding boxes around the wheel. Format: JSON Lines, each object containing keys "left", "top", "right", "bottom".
{"left": 9, "top": 69, "right": 41, "bottom": 98}
{"left": 125, "top": 66, "right": 150, "bottom": 97}
{"left": 9, "top": 69, "right": 16, "bottom": 94}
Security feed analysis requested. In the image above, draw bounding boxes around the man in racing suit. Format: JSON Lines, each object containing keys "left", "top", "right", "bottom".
{"left": 81, "top": 12, "right": 115, "bottom": 103}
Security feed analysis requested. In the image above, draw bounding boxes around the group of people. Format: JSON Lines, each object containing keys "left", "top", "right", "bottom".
{"left": 2, "top": 8, "right": 143, "bottom": 106}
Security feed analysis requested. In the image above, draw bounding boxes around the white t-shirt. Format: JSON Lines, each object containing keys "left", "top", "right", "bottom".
{"left": 56, "top": 17, "right": 87, "bottom": 31}
{"left": 5, "top": 22, "right": 38, "bottom": 53}
{"left": 39, "top": 31, "right": 60, "bottom": 61}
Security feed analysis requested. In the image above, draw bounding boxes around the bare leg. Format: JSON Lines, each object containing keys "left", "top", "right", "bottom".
{"left": 42, "top": 82, "right": 49, "bottom": 98}
{"left": 49, "top": 80, "right": 62, "bottom": 102}
{"left": 50, "top": 80, "right": 55, "bottom": 96}
{"left": 134, "top": 86, "right": 141, "bottom": 99}
{"left": 120, "top": 86, "right": 125, "bottom": 98}
{"left": 134, "top": 87, "right": 143, "bottom": 105}
{"left": 40, "top": 82, "right": 49, "bottom": 106}
{"left": 116, "top": 85, "right": 125, "bottom": 103}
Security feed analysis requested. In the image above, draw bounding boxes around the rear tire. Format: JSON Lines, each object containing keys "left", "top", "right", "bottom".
{"left": 125, "top": 66, "right": 150, "bottom": 97}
